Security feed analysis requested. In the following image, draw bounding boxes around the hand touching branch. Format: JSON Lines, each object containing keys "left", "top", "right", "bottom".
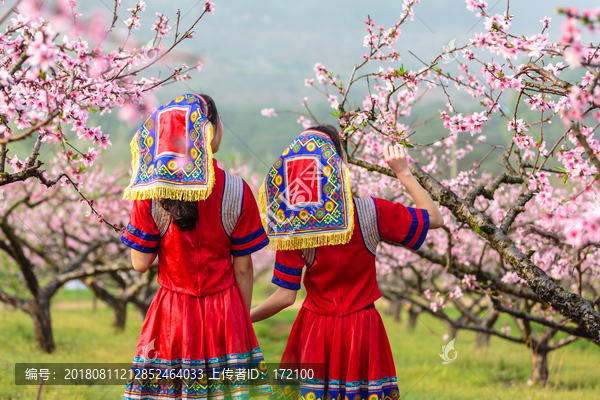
{"left": 384, "top": 143, "right": 444, "bottom": 229}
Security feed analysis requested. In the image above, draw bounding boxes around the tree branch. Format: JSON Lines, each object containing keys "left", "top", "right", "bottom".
{"left": 350, "top": 156, "right": 600, "bottom": 343}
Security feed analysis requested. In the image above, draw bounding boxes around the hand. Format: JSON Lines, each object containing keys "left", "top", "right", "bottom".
{"left": 384, "top": 143, "right": 412, "bottom": 178}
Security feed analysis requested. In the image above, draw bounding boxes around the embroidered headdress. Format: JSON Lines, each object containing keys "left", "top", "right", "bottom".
{"left": 259, "top": 129, "right": 355, "bottom": 250}
{"left": 123, "top": 94, "right": 215, "bottom": 201}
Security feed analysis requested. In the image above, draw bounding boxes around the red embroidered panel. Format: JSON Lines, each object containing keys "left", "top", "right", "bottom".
{"left": 285, "top": 156, "right": 320, "bottom": 206}
{"left": 156, "top": 108, "right": 188, "bottom": 157}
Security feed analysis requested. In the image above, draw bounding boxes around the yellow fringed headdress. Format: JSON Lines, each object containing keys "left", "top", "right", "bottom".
{"left": 259, "top": 129, "right": 354, "bottom": 250}
{"left": 123, "top": 94, "right": 215, "bottom": 201}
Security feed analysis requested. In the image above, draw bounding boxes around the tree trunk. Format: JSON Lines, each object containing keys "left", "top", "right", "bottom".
{"left": 530, "top": 347, "right": 549, "bottom": 385}
{"left": 85, "top": 280, "right": 127, "bottom": 332}
{"left": 475, "top": 309, "right": 499, "bottom": 350}
{"left": 113, "top": 302, "right": 127, "bottom": 331}
{"left": 445, "top": 320, "right": 458, "bottom": 340}
{"left": 390, "top": 300, "right": 402, "bottom": 323}
{"left": 29, "top": 297, "right": 55, "bottom": 353}
{"left": 407, "top": 306, "right": 420, "bottom": 331}
{"left": 475, "top": 331, "right": 491, "bottom": 349}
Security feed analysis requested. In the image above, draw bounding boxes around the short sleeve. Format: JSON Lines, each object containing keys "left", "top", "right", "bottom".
{"left": 121, "top": 200, "right": 160, "bottom": 253}
{"left": 230, "top": 182, "right": 269, "bottom": 256}
{"left": 374, "top": 197, "right": 430, "bottom": 250}
{"left": 272, "top": 250, "right": 305, "bottom": 291}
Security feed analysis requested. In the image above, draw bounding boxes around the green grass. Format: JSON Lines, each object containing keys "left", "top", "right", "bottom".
{"left": 1, "top": 285, "right": 599, "bottom": 400}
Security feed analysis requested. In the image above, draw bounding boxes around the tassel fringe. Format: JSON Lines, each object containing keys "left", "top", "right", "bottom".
{"left": 123, "top": 124, "right": 215, "bottom": 202}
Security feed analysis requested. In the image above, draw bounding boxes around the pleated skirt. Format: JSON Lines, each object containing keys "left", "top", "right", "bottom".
{"left": 271, "top": 305, "right": 400, "bottom": 400}
{"left": 123, "top": 284, "right": 271, "bottom": 400}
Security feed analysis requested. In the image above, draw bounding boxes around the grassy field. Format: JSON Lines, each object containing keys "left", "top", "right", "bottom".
{"left": 1, "top": 284, "right": 599, "bottom": 400}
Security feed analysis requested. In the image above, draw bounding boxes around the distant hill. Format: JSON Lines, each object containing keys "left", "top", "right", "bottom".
{"left": 4, "top": 0, "right": 595, "bottom": 178}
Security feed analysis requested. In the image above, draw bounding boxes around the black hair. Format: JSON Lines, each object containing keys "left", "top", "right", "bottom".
{"left": 199, "top": 93, "right": 219, "bottom": 127}
{"left": 158, "top": 199, "right": 199, "bottom": 231}
{"left": 308, "top": 124, "right": 345, "bottom": 158}
{"left": 159, "top": 94, "right": 218, "bottom": 231}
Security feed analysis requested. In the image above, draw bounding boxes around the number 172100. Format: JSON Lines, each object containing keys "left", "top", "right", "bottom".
{"left": 272, "top": 369, "right": 314, "bottom": 380}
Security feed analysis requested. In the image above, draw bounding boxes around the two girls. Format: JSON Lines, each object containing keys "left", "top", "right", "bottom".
{"left": 121, "top": 95, "right": 442, "bottom": 400}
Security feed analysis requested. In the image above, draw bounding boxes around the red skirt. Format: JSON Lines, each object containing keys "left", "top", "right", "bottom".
{"left": 271, "top": 305, "right": 400, "bottom": 400}
{"left": 123, "top": 284, "right": 271, "bottom": 399}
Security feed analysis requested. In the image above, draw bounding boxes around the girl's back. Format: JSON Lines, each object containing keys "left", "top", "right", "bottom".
{"left": 273, "top": 196, "right": 429, "bottom": 315}
{"left": 124, "top": 160, "right": 267, "bottom": 297}
{"left": 121, "top": 94, "right": 271, "bottom": 400}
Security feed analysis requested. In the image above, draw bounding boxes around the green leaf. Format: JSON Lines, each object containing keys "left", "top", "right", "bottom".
{"left": 344, "top": 125, "right": 356, "bottom": 135}
{"left": 563, "top": 174, "right": 568, "bottom": 184}
{"left": 331, "top": 109, "right": 340, "bottom": 117}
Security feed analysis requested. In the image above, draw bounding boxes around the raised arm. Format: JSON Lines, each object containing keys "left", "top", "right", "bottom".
{"left": 383, "top": 143, "right": 444, "bottom": 229}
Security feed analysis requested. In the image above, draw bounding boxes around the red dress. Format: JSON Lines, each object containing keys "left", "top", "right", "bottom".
{"left": 122, "top": 159, "right": 271, "bottom": 400}
{"left": 270, "top": 197, "right": 429, "bottom": 400}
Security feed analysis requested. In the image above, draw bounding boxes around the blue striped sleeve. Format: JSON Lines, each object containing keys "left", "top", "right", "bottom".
{"left": 126, "top": 223, "right": 160, "bottom": 242}
{"left": 271, "top": 276, "right": 301, "bottom": 291}
{"left": 121, "top": 235, "right": 158, "bottom": 253}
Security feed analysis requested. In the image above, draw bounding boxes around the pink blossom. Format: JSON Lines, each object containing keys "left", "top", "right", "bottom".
{"left": 328, "top": 95, "right": 339, "bottom": 110}
{"left": 261, "top": 108, "right": 277, "bottom": 117}
{"left": 296, "top": 116, "right": 312, "bottom": 129}
{"left": 27, "top": 31, "right": 58, "bottom": 71}
{"left": 204, "top": 1, "right": 215, "bottom": 15}
{"left": 508, "top": 119, "right": 528, "bottom": 134}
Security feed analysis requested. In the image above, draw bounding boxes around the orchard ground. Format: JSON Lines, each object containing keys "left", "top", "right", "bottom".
{"left": 1, "top": 278, "right": 599, "bottom": 400}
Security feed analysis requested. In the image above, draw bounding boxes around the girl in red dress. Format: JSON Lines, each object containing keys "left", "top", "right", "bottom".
{"left": 121, "top": 94, "right": 271, "bottom": 399}
{"left": 251, "top": 125, "right": 443, "bottom": 400}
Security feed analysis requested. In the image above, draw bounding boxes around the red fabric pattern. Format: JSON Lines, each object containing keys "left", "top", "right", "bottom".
{"left": 135, "top": 284, "right": 260, "bottom": 361}
{"left": 122, "top": 230, "right": 157, "bottom": 249}
{"left": 280, "top": 306, "right": 396, "bottom": 382}
{"left": 374, "top": 197, "right": 429, "bottom": 250}
{"left": 285, "top": 156, "right": 320, "bottom": 205}
{"left": 157, "top": 108, "right": 188, "bottom": 156}
{"left": 271, "top": 207, "right": 380, "bottom": 315}
{"left": 273, "top": 269, "right": 302, "bottom": 284}
{"left": 230, "top": 183, "right": 269, "bottom": 255}
{"left": 122, "top": 159, "right": 269, "bottom": 297}
{"left": 121, "top": 159, "right": 269, "bottom": 383}
{"left": 270, "top": 196, "right": 431, "bottom": 397}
